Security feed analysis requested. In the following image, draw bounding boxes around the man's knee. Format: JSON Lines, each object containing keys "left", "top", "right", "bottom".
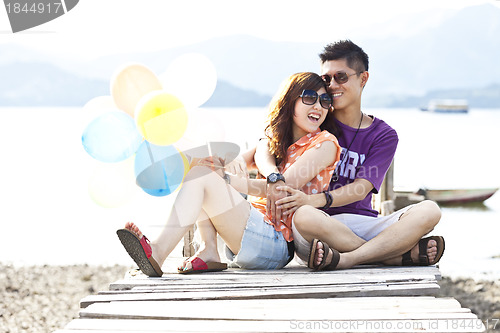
{"left": 293, "top": 205, "right": 319, "bottom": 232}
{"left": 406, "top": 200, "right": 441, "bottom": 230}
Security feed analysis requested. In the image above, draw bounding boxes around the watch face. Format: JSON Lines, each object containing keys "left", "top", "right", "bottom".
{"left": 268, "top": 173, "right": 284, "bottom": 183}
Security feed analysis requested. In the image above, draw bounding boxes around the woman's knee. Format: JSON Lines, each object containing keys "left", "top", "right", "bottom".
{"left": 184, "top": 166, "right": 216, "bottom": 183}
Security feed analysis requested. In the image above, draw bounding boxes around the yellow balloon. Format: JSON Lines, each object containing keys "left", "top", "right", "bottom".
{"left": 135, "top": 91, "right": 188, "bottom": 146}
{"left": 111, "top": 63, "right": 163, "bottom": 117}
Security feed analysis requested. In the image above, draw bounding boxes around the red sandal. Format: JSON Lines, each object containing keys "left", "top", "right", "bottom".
{"left": 178, "top": 257, "right": 227, "bottom": 274}
{"left": 117, "top": 228, "right": 163, "bottom": 277}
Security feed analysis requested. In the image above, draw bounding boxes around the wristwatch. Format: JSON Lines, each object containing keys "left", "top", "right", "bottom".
{"left": 267, "top": 172, "right": 285, "bottom": 184}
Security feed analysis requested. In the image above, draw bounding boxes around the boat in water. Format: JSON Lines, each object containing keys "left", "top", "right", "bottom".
{"left": 416, "top": 188, "right": 498, "bottom": 204}
{"left": 420, "top": 99, "right": 469, "bottom": 113}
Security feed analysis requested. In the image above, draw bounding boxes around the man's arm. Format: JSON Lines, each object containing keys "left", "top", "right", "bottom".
{"left": 275, "top": 178, "right": 373, "bottom": 215}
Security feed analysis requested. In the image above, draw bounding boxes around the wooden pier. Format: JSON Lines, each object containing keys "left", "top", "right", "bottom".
{"left": 55, "top": 259, "right": 485, "bottom": 333}
{"left": 55, "top": 164, "right": 485, "bottom": 332}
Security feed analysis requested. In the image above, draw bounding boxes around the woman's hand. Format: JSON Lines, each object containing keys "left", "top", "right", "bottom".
{"left": 194, "top": 156, "right": 225, "bottom": 177}
{"left": 266, "top": 181, "right": 287, "bottom": 223}
{"left": 274, "top": 185, "right": 309, "bottom": 216}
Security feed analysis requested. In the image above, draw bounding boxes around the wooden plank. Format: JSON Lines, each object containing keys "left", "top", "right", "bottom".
{"left": 60, "top": 317, "right": 486, "bottom": 332}
{"left": 81, "top": 282, "right": 440, "bottom": 308}
{"left": 79, "top": 298, "right": 478, "bottom": 321}
{"left": 107, "top": 274, "right": 439, "bottom": 291}
{"left": 126, "top": 265, "right": 441, "bottom": 277}
{"left": 108, "top": 266, "right": 442, "bottom": 291}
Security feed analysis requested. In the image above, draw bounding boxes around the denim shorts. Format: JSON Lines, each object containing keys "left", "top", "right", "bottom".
{"left": 225, "top": 205, "right": 290, "bottom": 270}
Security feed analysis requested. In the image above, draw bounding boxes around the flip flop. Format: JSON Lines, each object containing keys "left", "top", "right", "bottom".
{"left": 117, "top": 228, "right": 163, "bottom": 277}
{"left": 402, "top": 235, "right": 445, "bottom": 266}
{"left": 178, "top": 257, "right": 227, "bottom": 274}
{"left": 308, "top": 239, "right": 341, "bottom": 271}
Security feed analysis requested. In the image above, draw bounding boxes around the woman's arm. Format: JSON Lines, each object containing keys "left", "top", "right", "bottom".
{"left": 254, "top": 139, "right": 279, "bottom": 177}
{"left": 280, "top": 140, "right": 337, "bottom": 189}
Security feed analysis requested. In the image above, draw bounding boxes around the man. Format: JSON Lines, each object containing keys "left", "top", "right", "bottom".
{"left": 253, "top": 40, "right": 444, "bottom": 270}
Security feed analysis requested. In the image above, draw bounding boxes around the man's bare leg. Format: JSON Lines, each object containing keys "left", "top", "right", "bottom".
{"left": 316, "top": 200, "right": 442, "bottom": 269}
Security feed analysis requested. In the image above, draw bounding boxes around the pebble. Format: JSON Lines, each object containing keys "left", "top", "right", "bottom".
{"left": 0, "top": 263, "right": 128, "bottom": 333}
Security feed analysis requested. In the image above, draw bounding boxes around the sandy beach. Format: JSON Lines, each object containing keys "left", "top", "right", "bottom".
{"left": 1, "top": 263, "right": 499, "bottom": 333}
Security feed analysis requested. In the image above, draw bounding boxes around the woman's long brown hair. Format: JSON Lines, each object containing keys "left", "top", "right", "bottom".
{"left": 265, "top": 72, "right": 339, "bottom": 167}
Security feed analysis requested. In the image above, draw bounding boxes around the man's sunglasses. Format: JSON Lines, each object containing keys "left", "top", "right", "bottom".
{"left": 321, "top": 71, "right": 363, "bottom": 85}
{"left": 299, "top": 90, "right": 332, "bottom": 109}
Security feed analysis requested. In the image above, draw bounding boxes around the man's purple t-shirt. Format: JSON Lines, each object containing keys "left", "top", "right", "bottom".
{"left": 323, "top": 116, "right": 398, "bottom": 217}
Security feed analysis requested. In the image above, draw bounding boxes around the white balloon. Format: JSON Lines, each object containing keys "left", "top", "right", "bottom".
{"left": 160, "top": 53, "right": 217, "bottom": 109}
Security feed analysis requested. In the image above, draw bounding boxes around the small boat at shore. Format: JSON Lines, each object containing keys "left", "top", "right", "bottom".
{"left": 420, "top": 99, "right": 469, "bottom": 113}
{"left": 416, "top": 188, "right": 498, "bottom": 204}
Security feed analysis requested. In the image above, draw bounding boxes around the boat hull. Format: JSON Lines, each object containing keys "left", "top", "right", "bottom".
{"left": 417, "top": 188, "right": 498, "bottom": 204}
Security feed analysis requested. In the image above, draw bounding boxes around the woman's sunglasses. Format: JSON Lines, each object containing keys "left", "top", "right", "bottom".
{"left": 299, "top": 90, "right": 332, "bottom": 109}
{"left": 321, "top": 71, "right": 363, "bottom": 85}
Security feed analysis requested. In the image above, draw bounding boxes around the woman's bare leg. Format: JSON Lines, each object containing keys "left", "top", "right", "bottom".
{"left": 178, "top": 209, "right": 222, "bottom": 271}
{"left": 126, "top": 166, "right": 250, "bottom": 267}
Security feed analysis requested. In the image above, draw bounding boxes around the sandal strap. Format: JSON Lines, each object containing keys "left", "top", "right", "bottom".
{"left": 402, "top": 250, "right": 413, "bottom": 266}
{"left": 417, "top": 238, "right": 430, "bottom": 265}
{"left": 139, "top": 235, "right": 153, "bottom": 258}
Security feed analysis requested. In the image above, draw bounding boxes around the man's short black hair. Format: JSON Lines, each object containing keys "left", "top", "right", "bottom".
{"left": 319, "top": 40, "right": 369, "bottom": 72}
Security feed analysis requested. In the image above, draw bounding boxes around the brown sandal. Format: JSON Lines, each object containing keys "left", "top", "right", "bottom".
{"left": 308, "top": 239, "right": 340, "bottom": 271}
{"left": 402, "top": 236, "right": 445, "bottom": 266}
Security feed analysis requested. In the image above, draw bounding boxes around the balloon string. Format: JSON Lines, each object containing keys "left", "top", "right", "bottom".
{"left": 145, "top": 141, "right": 155, "bottom": 164}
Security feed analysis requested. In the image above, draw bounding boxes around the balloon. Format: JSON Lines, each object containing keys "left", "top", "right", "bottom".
{"left": 135, "top": 91, "right": 188, "bottom": 146}
{"left": 88, "top": 158, "right": 137, "bottom": 208}
{"left": 160, "top": 53, "right": 217, "bottom": 109}
{"left": 111, "top": 63, "right": 163, "bottom": 117}
{"left": 82, "top": 111, "right": 143, "bottom": 163}
{"left": 134, "top": 142, "right": 188, "bottom": 197}
{"left": 83, "top": 95, "right": 116, "bottom": 113}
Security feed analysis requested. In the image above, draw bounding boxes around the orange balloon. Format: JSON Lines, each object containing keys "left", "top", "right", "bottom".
{"left": 110, "top": 64, "right": 163, "bottom": 117}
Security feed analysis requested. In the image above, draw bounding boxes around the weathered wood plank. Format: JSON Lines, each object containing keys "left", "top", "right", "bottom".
{"left": 106, "top": 275, "right": 439, "bottom": 292}
{"left": 81, "top": 282, "right": 440, "bottom": 308}
{"left": 108, "top": 266, "right": 441, "bottom": 291}
{"left": 59, "top": 317, "right": 486, "bottom": 332}
{"left": 79, "top": 297, "right": 478, "bottom": 321}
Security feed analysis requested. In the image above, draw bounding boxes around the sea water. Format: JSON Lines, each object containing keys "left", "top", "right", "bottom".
{"left": 0, "top": 107, "right": 499, "bottom": 280}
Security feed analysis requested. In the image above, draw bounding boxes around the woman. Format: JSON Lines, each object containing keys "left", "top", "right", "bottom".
{"left": 117, "top": 72, "right": 341, "bottom": 276}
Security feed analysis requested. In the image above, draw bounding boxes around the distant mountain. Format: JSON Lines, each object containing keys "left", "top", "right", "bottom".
{"left": 360, "top": 3, "right": 500, "bottom": 102}
{"left": 1, "top": 3, "right": 500, "bottom": 107}
{"left": 377, "top": 84, "right": 500, "bottom": 108}
{"left": 0, "top": 62, "right": 271, "bottom": 107}
{"left": 0, "top": 62, "right": 108, "bottom": 106}
{"left": 204, "top": 80, "right": 272, "bottom": 107}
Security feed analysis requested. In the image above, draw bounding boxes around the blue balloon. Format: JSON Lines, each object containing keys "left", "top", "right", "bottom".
{"left": 82, "top": 111, "right": 143, "bottom": 163}
{"left": 134, "top": 142, "right": 186, "bottom": 196}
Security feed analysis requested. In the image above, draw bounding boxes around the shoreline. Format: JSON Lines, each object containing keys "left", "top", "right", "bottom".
{"left": 1, "top": 263, "right": 499, "bottom": 333}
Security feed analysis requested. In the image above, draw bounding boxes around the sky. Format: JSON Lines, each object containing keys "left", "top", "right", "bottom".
{"left": 0, "top": 0, "right": 496, "bottom": 60}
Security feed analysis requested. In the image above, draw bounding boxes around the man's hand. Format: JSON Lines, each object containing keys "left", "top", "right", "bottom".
{"left": 274, "top": 185, "right": 309, "bottom": 216}
{"left": 266, "top": 181, "right": 286, "bottom": 223}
